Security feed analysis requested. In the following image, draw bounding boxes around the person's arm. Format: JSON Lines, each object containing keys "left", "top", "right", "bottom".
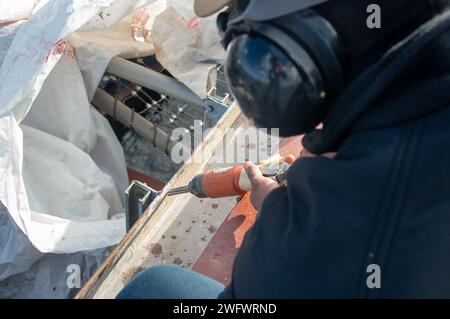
{"left": 244, "top": 151, "right": 336, "bottom": 210}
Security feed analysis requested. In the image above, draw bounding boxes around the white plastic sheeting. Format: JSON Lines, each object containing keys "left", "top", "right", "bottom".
{"left": 0, "top": 0, "right": 156, "bottom": 298}
{"left": 152, "top": 0, "right": 226, "bottom": 98}
{"left": 0, "top": 1, "right": 36, "bottom": 25}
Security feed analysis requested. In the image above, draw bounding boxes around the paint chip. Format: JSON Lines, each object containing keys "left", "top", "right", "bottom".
{"left": 173, "top": 257, "right": 183, "bottom": 265}
{"left": 150, "top": 243, "right": 163, "bottom": 256}
{"left": 207, "top": 225, "right": 217, "bottom": 234}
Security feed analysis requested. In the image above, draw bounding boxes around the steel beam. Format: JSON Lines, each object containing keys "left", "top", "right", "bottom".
{"left": 107, "top": 56, "right": 203, "bottom": 108}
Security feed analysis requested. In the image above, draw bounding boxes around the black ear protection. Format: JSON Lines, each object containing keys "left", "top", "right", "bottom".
{"left": 218, "top": 7, "right": 346, "bottom": 137}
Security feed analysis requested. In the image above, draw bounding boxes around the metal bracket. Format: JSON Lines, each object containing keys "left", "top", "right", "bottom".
{"left": 202, "top": 87, "right": 231, "bottom": 131}
{"left": 124, "top": 180, "right": 159, "bottom": 231}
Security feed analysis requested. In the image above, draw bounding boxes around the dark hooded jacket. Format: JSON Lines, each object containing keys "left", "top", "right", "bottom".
{"left": 224, "top": 9, "right": 450, "bottom": 298}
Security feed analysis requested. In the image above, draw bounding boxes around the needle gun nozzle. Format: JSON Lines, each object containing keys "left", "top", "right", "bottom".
{"left": 167, "top": 185, "right": 191, "bottom": 196}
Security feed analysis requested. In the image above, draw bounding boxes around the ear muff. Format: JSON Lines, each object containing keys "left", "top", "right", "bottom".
{"left": 270, "top": 9, "right": 345, "bottom": 98}
{"left": 222, "top": 9, "right": 345, "bottom": 136}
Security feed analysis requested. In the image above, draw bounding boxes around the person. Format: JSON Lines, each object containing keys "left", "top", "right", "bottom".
{"left": 117, "top": 0, "right": 450, "bottom": 298}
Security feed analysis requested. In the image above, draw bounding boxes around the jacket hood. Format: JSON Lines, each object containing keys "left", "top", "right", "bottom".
{"left": 303, "top": 9, "right": 450, "bottom": 154}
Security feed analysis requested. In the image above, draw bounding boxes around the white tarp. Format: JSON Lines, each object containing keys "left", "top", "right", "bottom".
{"left": 0, "top": 0, "right": 224, "bottom": 298}
{"left": 151, "top": 0, "right": 226, "bottom": 98}
{"left": 0, "top": 0, "right": 36, "bottom": 25}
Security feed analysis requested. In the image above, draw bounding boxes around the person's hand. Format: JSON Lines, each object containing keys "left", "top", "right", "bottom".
{"left": 244, "top": 161, "right": 279, "bottom": 211}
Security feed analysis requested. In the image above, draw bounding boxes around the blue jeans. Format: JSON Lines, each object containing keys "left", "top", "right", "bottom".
{"left": 116, "top": 264, "right": 225, "bottom": 299}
